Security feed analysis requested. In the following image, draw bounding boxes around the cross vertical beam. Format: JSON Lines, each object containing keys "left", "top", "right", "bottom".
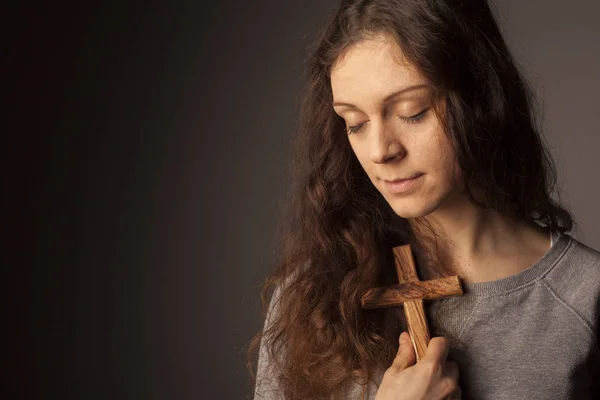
{"left": 361, "top": 244, "right": 464, "bottom": 362}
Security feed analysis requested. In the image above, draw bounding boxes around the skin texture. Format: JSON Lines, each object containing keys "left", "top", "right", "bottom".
{"left": 331, "top": 36, "right": 462, "bottom": 223}
{"left": 330, "top": 34, "right": 551, "bottom": 286}
{"left": 375, "top": 332, "right": 461, "bottom": 400}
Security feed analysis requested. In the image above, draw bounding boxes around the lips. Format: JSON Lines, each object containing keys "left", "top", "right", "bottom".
{"left": 384, "top": 173, "right": 422, "bottom": 183}
{"left": 382, "top": 173, "right": 424, "bottom": 195}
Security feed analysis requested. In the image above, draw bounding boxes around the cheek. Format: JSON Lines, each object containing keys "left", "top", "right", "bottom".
{"left": 426, "top": 133, "right": 460, "bottom": 182}
{"left": 438, "top": 143, "right": 463, "bottom": 190}
{"left": 348, "top": 140, "right": 369, "bottom": 170}
{"left": 452, "top": 159, "right": 465, "bottom": 190}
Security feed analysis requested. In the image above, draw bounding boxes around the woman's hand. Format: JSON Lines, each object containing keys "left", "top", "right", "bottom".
{"left": 375, "top": 332, "right": 461, "bottom": 400}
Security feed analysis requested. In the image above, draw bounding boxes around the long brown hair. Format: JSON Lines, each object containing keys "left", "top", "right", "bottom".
{"left": 247, "top": 0, "right": 573, "bottom": 398}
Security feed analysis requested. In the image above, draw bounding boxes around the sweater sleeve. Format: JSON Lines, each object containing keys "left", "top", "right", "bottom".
{"left": 253, "top": 284, "right": 285, "bottom": 399}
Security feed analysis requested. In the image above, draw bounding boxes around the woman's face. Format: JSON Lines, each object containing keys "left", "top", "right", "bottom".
{"left": 330, "top": 35, "right": 464, "bottom": 219}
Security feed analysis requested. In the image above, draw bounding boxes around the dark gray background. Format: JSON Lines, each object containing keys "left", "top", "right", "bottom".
{"left": 5, "top": 0, "right": 599, "bottom": 399}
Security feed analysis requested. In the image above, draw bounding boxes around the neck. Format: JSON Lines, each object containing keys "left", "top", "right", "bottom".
{"left": 408, "top": 192, "right": 550, "bottom": 284}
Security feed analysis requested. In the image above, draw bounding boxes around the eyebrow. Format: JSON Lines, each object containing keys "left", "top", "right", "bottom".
{"left": 332, "top": 83, "right": 428, "bottom": 109}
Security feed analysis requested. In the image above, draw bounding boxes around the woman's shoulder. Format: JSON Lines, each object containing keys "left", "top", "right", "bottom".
{"left": 544, "top": 231, "right": 600, "bottom": 329}
{"left": 547, "top": 231, "right": 600, "bottom": 283}
{"left": 559, "top": 231, "right": 600, "bottom": 270}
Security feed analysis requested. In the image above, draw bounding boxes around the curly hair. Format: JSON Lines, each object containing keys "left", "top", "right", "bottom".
{"left": 247, "top": 0, "right": 574, "bottom": 399}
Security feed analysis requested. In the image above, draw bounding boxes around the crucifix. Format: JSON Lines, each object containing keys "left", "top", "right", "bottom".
{"left": 361, "top": 244, "right": 464, "bottom": 362}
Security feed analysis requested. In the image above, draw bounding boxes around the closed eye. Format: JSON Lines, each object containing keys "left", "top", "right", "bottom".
{"left": 346, "top": 122, "right": 365, "bottom": 135}
{"left": 399, "top": 107, "right": 429, "bottom": 124}
{"left": 346, "top": 108, "right": 430, "bottom": 135}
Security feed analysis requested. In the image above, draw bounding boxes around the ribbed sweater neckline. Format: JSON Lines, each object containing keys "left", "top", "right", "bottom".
{"left": 459, "top": 230, "right": 571, "bottom": 296}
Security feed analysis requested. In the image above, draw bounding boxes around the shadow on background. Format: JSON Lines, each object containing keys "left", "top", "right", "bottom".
{"left": 4, "top": 0, "right": 599, "bottom": 399}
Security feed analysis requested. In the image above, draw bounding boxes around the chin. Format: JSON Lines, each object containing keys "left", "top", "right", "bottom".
{"left": 392, "top": 204, "right": 437, "bottom": 219}
{"left": 385, "top": 192, "right": 448, "bottom": 220}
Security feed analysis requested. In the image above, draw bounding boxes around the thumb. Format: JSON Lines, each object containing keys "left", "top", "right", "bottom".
{"left": 393, "top": 332, "right": 416, "bottom": 370}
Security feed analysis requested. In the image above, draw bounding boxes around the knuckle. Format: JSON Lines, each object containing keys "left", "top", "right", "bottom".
{"left": 421, "top": 360, "right": 441, "bottom": 377}
{"left": 441, "top": 377, "right": 458, "bottom": 396}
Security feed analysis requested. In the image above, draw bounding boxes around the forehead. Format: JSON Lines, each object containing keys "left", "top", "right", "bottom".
{"left": 330, "top": 36, "right": 424, "bottom": 103}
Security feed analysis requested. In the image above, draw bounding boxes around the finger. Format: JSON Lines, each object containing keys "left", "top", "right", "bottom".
{"left": 444, "top": 362, "right": 461, "bottom": 400}
{"left": 423, "top": 336, "right": 451, "bottom": 365}
{"left": 446, "top": 385, "right": 462, "bottom": 400}
{"left": 391, "top": 331, "right": 416, "bottom": 370}
{"left": 445, "top": 360, "right": 459, "bottom": 382}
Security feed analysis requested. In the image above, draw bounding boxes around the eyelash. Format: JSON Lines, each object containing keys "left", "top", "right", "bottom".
{"left": 346, "top": 108, "right": 430, "bottom": 135}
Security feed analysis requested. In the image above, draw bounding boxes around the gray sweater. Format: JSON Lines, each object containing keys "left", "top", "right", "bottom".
{"left": 254, "top": 231, "right": 600, "bottom": 399}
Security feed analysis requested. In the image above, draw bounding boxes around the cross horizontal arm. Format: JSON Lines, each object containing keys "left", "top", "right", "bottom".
{"left": 361, "top": 275, "right": 462, "bottom": 309}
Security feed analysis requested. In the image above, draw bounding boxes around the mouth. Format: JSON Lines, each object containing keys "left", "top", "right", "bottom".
{"left": 382, "top": 173, "right": 424, "bottom": 194}
{"left": 383, "top": 174, "right": 422, "bottom": 183}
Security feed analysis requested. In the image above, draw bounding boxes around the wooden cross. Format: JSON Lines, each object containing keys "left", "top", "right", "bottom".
{"left": 361, "top": 244, "right": 464, "bottom": 362}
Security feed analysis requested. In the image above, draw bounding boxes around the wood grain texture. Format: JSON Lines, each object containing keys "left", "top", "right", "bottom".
{"left": 393, "top": 245, "right": 431, "bottom": 362}
{"left": 360, "top": 276, "right": 462, "bottom": 309}
{"left": 360, "top": 244, "right": 464, "bottom": 363}
{"left": 403, "top": 299, "right": 430, "bottom": 362}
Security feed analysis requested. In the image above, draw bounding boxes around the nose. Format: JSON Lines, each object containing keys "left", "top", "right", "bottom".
{"left": 369, "top": 119, "right": 405, "bottom": 164}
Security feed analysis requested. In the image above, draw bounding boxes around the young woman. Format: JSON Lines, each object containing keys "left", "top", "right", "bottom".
{"left": 247, "top": 0, "right": 600, "bottom": 399}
